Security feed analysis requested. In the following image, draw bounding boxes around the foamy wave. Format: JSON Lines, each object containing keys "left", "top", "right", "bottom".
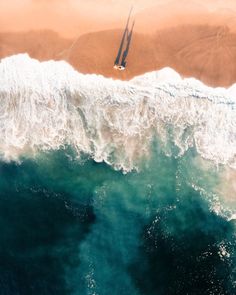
{"left": 1, "top": 54, "right": 236, "bottom": 171}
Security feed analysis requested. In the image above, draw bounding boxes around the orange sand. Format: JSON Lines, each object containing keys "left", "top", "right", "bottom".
{"left": 1, "top": 0, "right": 236, "bottom": 87}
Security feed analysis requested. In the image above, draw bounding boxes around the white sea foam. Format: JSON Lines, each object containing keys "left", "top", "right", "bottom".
{"left": 1, "top": 54, "right": 236, "bottom": 171}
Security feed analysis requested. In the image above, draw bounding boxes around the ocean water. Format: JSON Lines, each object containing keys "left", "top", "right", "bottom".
{"left": 0, "top": 54, "right": 236, "bottom": 294}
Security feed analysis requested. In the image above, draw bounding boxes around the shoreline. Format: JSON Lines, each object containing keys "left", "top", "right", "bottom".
{"left": 1, "top": 22, "right": 236, "bottom": 87}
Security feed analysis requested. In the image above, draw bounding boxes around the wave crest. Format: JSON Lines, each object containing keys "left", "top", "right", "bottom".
{"left": 1, "top": 54, "right": 236, "bottom": 171}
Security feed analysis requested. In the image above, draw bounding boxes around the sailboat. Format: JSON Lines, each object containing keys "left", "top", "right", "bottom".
{"left": 114, "top": 8, "right": 135, "bottom": 71}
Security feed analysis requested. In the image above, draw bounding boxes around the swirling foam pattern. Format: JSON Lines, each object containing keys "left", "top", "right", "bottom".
{"left": 1, "top": 54, "right": 236, "bottom": 171}
{"left": 0, "top": 54, "right": 236, "bottom": 295}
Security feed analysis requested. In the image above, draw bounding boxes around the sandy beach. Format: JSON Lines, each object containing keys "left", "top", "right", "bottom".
{"left": 1, "top": 0, "right": 236, "bottom": 87}
{"left": 1, "top": 3, "right": 236, "bottom": 294}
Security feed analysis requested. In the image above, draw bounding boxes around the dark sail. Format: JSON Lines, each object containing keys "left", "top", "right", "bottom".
{"left": 114, "top": 7, "right": 133, "bottom": 66}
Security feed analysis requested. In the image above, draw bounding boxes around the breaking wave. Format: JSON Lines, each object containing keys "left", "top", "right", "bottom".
{"left": 1, "top": 54, "right": 236, "bottom": 171}
{"left": 1, "top": 55, "right": 236, "bottom": 295}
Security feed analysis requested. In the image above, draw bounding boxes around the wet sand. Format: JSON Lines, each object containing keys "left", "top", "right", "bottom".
{"left": 1, "top": 24, "right": 236, "bottom": 87}
{"left": 1, "top": 0, "right": 236, "bottom": 87}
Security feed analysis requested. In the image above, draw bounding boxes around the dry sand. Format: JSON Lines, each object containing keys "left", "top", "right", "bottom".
{"left": 1, "top": 0, "right": 236, "bottom": 87}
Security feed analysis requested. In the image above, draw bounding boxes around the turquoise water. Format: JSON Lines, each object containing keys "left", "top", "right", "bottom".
{"left": 0, "top": 143, "right": 235, "bottom": 295}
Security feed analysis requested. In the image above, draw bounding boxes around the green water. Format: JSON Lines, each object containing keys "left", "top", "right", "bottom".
{"left": 0, "top": 143, "right": 235, "bottom": 295}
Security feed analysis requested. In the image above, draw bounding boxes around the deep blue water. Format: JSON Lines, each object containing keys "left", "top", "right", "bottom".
{"left": 0, "top": 145, "right": 235, "bottom": 295}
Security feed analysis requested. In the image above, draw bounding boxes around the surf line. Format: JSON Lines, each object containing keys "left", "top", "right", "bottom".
{"left": 114, "top": 7, "right": 135, "bottom": 71}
